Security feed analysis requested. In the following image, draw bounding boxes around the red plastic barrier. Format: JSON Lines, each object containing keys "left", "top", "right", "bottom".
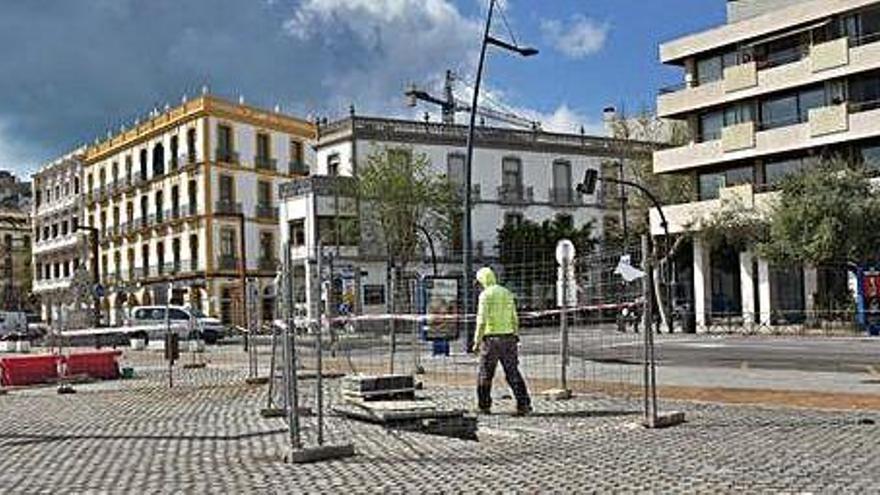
{"left": 63, "top": 350, "right": 122, "bottom": 380}
{"left": 0, "top": 355, "right": 60, "bottom": 387}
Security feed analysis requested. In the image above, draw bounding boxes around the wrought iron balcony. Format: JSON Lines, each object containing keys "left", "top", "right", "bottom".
{"left": 289, "top": 160, "right": 309, "bottom": 175}
{"left": 549, "top": 188, "right": 581, "bottom": 206}
{"left": 255, "top": 204, "right": 279, "bottom": 220}
{"left": 258, "top": 257, "right": 278, "bottom": 272}
{"left": 218, "top": 255, "right": 239, "bottom": 271}
{"left": 255, "top": 156, "right": 277, "bottom": 171}
{"left": 497, "top": 185, "right": 533, "bottom": 204}
{"left": 214, "top": 200, "right": 242, "bottom": 215}
{"left": 216, "top": 149, "right": 239, "bottom": 164}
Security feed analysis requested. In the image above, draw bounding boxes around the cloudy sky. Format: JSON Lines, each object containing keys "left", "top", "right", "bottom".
{"left": 0, "top": 0, "right": 723, "bottom": 176}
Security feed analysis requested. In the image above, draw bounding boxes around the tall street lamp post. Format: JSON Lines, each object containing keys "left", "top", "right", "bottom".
{"left": 462, "top": 0, "right": 538, "bottom": 351}
{"left": 74, "top": 225, "right": 102, "bottom": 326}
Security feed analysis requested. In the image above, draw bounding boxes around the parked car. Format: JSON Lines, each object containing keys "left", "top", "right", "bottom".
{"left": 127, "top": 306, "right": 226, "bottom": 344}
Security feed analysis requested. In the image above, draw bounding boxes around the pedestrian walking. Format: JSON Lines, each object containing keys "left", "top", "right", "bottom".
{"left": 473, "top": 267, "right": 532, "bottom": 415}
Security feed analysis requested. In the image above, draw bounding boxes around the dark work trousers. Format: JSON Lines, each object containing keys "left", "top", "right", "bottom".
{"left": 477, "top": 335, "right": 531, "bottom": 410}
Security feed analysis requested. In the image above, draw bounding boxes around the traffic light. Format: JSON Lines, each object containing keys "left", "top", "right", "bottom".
{"left": 577, "top": 169, "right": 599, "bottom": 195}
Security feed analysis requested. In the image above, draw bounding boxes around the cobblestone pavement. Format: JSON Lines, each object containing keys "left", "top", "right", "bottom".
{"left": 1, "top": 359, "right": 879, "bottom": 494}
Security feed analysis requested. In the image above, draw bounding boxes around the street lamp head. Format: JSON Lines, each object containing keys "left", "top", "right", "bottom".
{"left": 485, "top": 36, "right": 539, "bottom": 58}
{"left": 517, "top": 46, "right": 539, "bottom": 57}
{"left": 577, "top": 169, "right": 599, "bottom": 195}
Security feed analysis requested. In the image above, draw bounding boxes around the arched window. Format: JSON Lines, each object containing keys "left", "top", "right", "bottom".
{"left": 152, "top": 142, "right": 165, "bottom": 177}
{"left": 139, "top": 149, "right": 148, "bottom": 181}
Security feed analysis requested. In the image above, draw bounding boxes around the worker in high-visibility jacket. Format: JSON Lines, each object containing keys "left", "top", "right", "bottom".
{"left": 473, "top": 267, "right": 532, "bottom": 415}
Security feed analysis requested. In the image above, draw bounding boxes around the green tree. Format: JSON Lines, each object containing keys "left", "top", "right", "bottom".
{"left": 353, "top": 146, "right": 458, "bottom": 272}
{"left": 604, "top": 108, "right": 694, "bottom": 250}
{"left": 757, "top": 158, "right": 880, "bottom": 266}
{"left": 497, "top": 215, "right": 597, "bottom": 309}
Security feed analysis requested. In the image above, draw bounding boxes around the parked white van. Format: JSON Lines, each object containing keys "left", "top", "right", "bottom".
{"left": 127, "top": 306, "right": 226, "bottom": 344}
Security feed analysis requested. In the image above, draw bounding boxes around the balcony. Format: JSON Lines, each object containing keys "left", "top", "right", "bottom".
{"left": 289, "top": 160, "right": 309, "bottom": 175}
{"left": 721, "top": 122, "right": 756, "bottom": 152}
{"left": 659, "top": 36, "right": 880, "bottom": 118}
{"left": 218, "top": 255, "right": 239, "bottom": 271}
{"left": 258, "top": 257, "right": 278, "bottom": 272}
{"left": 809, "top": 104, "right": 848, "bottom": 137}
{"left": 811, "top": 37, "right": 849, "bottom": 73}
{"left": 255, "top": 156, "right": 277, "bottom": 172}
{"left": 723, "top": 62, "right": 757, "bottom": 93}
{"left": 453, "top": 183, "right": 482, "bottom": 201}
{"left": 655, "top": 103, "right": 880, "bottom": 173}
{"left": 497, "top": 185, "right": 533, "bottom": 205}
{"left": 548, "top": 188, "right": 581, "bottom": 206}
{"left": 216, "top": 149, "right": 239, "bottom": 164}
{"left": 214, "top": 200, "right": 242, "bottom": 215}
{"left": 255, "top": 204, "right": 279, "bottom": 221}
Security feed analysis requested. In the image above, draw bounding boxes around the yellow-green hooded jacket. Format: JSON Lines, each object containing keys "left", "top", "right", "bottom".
{"left": 475, "top": 267, "right": 519, "bottom": 341}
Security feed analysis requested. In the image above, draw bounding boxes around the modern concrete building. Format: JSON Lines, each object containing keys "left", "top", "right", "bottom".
{"left": 31, "top": 150, "right": 88, "bottom": 324}
{"left": 80, "top": 94, "right": 314, "bottom": 326}
{"left": 279, "top": 115, "right": 654, "bottom": 320}
{"left": 654, "top": 0, "right": 880, "bottom": 330}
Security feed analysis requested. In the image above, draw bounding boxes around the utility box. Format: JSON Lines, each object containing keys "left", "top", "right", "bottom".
{"left": 164, "top": 333, "right": 180, "bottom": 362}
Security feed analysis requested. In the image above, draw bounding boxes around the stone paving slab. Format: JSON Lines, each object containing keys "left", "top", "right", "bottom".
{"left": 0, "top": 362, "right": 879, "bottom": 493}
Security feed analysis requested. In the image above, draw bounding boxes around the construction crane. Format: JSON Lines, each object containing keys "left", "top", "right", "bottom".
{"left": 405, "top": 70, "right": 540, "bottom": 130}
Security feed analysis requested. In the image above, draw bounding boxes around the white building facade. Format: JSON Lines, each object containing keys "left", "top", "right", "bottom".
{"left": 31, "top": 151, "right": 86, "bottom": 324}
{"left": 280, "top": 116, "right": 652, "bottom": 320}
{"left": 654, "top": 0, "right": 880, "bottom": 330}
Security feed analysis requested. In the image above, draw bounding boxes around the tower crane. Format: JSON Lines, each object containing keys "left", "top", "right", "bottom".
{"left": 405, "top": 70, "right": 541, "bottom": 130}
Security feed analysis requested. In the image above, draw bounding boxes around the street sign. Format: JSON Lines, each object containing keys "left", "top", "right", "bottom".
{"left": 94, "top": 284, "right": 105, "bottom": 298}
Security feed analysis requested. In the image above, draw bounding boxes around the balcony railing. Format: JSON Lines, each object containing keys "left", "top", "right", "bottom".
{"left": 216, "top": 149, "right": 239, "bottom": 164}
{"left": 255, "top": 204, "right": 279, "bottom": 220}
{"left": 255, "top": 156, "right": 277, "bottom": 171}
{"left": 215, "top": 200, "right": 242, "bottom": 215}
{"left": 289, "top": 160, "right": 309, "bottom": 175}
{"left": 497, "top": 185, "right": 533, "bottom": 204}
{"left": 258, "top": 257, "right": 278, "bottom": 272}
{"left": 549, "top": 188, "right": 581, "bottom": 206}
{"left": 218, "top": 255, "right": 239, "bottom": 271}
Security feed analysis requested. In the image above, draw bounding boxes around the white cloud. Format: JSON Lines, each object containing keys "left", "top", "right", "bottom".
{"left": 284, "top": 0, "right": 482, "bottom": 113}
{"left": 540, "top": 15, "right": 610, "bottom": 59}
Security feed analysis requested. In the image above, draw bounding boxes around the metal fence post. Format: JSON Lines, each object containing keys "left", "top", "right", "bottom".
{"left": 283, "top": 243, "right": 301, "bottom": 450}
{"left": 560, "top": 257, "right": 569, "bottom": 393}
{"left": 315, "top": 243, "right": 325, "bottom": 446}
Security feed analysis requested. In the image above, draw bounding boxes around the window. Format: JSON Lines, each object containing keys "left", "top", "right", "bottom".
{"left": 447, "top": 154, "right": 465, "bottom": 185}
{"left": 504, "top": 212, "right": 523, "bottom": 227}
{"left": 153, "top": 142, "right": 165, "bottom": 176}
{"left": 171, "top": 185, "right": 180, "bottom": 215}
{"left": 698, "top": 165, "right": 754, "bottom": 200}
{"left": 124, "top": 156, "right": 132, "bottom": 182}
{"left": 764, "top": 156, "right": 816, "bottom": 186}
{"left": 74, "top": 177, "right": 80, "bottom": 194}
{"left": 170, "top": 135, "right": 179, "bottom": 169}
{"left": 258, "top": 181, "right": 272, "bottom": 206}
{"left": 696, "top": 55, "right": 721, "bottom": 85}
{"left": 220, "top": 228, "right": 236, "bottom": 256}
{"left": 756, "top": 33, "right": 807, "bottom": 69}
{"left": 759, "top": 85, "right": 826, "bottom": 130}
{"left": 850, "top": 72, "right": 880, "bottom": 111}
{"left": 290, "top": 140, "right": 303, "bottom": 163}
{"left": 760, "top": 93, "right": 800, "bottom": 129}
{"left": 217, "top": 124, "right": 233, "bottom": 159}
{"left": 501, "top": 157, "right": 522, "bottom": 190}
{"left": 327, "top": 154, "right": 340, "bottom": 176}
{"left": 140, "top": 149, "right": 148, "bottom": 180}
{"left": 172, "top": 238, "right": 181, "bottom": 267}
{"left": 111, "top": 162, "right": 119, "bottom": 184}
{"left": 155, "top": 191, "right": 164, "bottom": 221}
{"left": 552, "top": 160, "right": 572, "bottom": 192}
{"left": 219, "top": 175, "right": 235, "bottom": 203}
{"left": 698, "top": 110, "right": 723, "bottom": 142}
{"left": 99, "top": 168, "right": 106, "bottom": 188}
{"left": 169, "top": 308, "right": 190, "bottom": 321}
{"left": 259, "top": 231, "right": 274, "bottom": 259}
{"left": 317, "top": 217, "right": 359, "bottom": 246}
{"left": 363, "top": 285, "right": 386, "bottom": 306}
{"left": 140, "top": 195, "right": 149, "bottom": 222}
{"left": 187, "top": 128, "right": 197, "bottom": 163}
{"left": 289, "top": 220, "right": 306, "bottom": 246}
{"left": 190, "top": 234, "right": 199, "bottom": 267}
{"left": 860, "top": 142, "right": 880, "bottom": 172}
{"left": 798, "top": 86, "right": 827, "bottom": 123}
{"left": 256, "top": 133, "right": 271, "bottom": 160}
